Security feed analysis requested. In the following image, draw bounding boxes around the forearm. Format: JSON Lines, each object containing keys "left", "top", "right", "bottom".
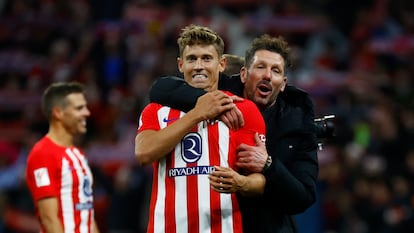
{"left": 149, "top": 76, "right": 206, "bottom": 112}
{"left": 239, "top": 173, "right": 266, "bottom": 197}
{"left": 135, "top": 109, "right": 204, "bottom": 165}
{"left": 38, "top": 198, "right": 63, "bottom": 233}
{"left": 209, "top": 166, "right": 265, "bottom": 196}
{"left": 40, "top": 216, "right": 64, "bottom": 233}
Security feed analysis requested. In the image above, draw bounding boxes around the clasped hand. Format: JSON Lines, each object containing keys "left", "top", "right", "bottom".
{"left": 210, "top": 133, "right": 268, "bottom": 194}
{"left": 208, "top": 166, "right": 246, "bottom": 193}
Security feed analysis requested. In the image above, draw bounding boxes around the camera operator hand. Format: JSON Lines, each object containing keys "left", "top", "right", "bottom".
{"left": 236, "top": 133, "right": 268, "bottom": 173}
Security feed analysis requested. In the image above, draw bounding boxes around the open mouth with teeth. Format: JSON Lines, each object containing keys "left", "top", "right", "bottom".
{"left": 192, "top": 74, "right": 207, "bottom": 80}
{"left": 257, "top": 83, "right": 272, "bottom": 96}
{"left": 191, "top": 74, "right": 208, "bottom": 85}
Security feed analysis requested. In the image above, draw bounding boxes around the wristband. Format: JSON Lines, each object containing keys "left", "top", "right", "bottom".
{"left": 262, "top": 155, "right": 272, "bottom": 173}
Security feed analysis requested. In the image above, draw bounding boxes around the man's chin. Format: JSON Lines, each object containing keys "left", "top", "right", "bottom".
{"left": 189, "top": 83, "right": 206, "bottom": 88}
{"left": 77, "top": 128, "right": 87, "bottom": 135}
{"left": 189, "top": 83, "right": 212, "bottom": 91}
{"left": 252, "top": 97, "right": 269, "bottom": 108}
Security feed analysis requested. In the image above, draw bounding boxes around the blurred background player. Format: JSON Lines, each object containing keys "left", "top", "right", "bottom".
{"left": 25, "top": 82, "right": 100, "bottom": 233}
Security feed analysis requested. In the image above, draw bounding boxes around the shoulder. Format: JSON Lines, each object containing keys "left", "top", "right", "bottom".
{"left": 223, "top": 91, "right": 260, "bottom": 114}
{"left": 280, "top": 85, "right": 314, "bottom": 111}
{"left": 139, "top": 103, "right": 170, "bottom": 126}
{"left": 236, "top": 98, "right": 259, "bottom": 113}
{"left": 141, "top": 103, "right": 166, "bottom": 116}
{"left": 139, "top": 103, "right": 182, "bottom": 130}
{"left": 27, "top": 137, "right": 51, "bottom": 159}
{"left": 27, "top": 137, "right": 60, "bottom": 169}
{"left": 234, "top": 97, "right": 265, "bottom": 131}
{"left": 219, "top": 73, "right": 244, "bottom": 96}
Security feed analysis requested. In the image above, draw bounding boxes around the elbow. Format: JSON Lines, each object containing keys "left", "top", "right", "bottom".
{"left": 134, "top": 149, "right": 153, "bottom": 166}
{"left": 135, "top": 134, "right": 155, "bottom": 166}
{"left": 299, "top": 195, "right": 317, "bottom": 213}
{"left": 39, "top": 213, "right": 61, "bottom": 230}
{"left": 287, "top": 190, "right": 317, "bottom": 214}
{"left": 134, "top": 141, "right": 153, "bottom": 165}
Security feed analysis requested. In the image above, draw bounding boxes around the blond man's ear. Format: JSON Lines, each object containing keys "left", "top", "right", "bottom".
{"left": 219, "top": 55, "right": 227, "bottom": 73}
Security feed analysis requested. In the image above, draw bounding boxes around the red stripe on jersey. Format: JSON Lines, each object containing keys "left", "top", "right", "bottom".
{"left": 165, "top": 109, "right": 180, "bottom": 233}
{"left": 187, "top": 164, "right": 199, "bottom": 233}
{"left": 209, "top": 123, "right": 222, "bottom": 233}
{"left": 147, "top": 162, "right": 157, "bottom": 233}
{"left": 69, "top": 152, "right": 81, "bottom": 231}
{"left": 71, "top": 149, "right": 85, "bottom": 231}
{"left": 165, "top": 158, "right": 177, "bottom": 233}
{"left": 186, "top": 114, "right": 200, "bottom": 233}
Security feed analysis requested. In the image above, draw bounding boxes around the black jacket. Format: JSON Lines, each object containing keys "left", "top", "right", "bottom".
{"left": 149, "top": 74, "right": 319, "bottom": 233}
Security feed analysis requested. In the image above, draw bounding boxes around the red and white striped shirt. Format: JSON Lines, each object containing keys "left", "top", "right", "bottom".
{"left": 26, "top": 136, "right": 95, "bottom": 233}
{"left": 138, "top": 93, "right": 266, "bottom": 233}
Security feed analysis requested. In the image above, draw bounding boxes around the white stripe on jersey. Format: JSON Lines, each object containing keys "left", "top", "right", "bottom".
{"left": 158, "top": 106, "right": 171, "bottom": 129}
{"left": 65, "top": 148, "right": 93, "bottom": 233}
{"left": 153, "top": 107, "right": 168, "bottom": 233}
{"left": 175, "top": 112, "right": 188, "bottom": 233}
{"left": 72, "top": 148, "right": 94, "bottom": 233}
{"left": 218, "top": 122, "right": 233, "bottom": 233}
{"left": 218, "top": 122, "right": 230, "bottom": 167}
{"left": 154, "top": 158, "right": 166, "bottom": 233}
{"left": 197, "top": 121, "right": 211, "bottom": 233}
{"left": 153, "top": 107, "right": 178, "bottom": 233}
{"left": 61, "top": 157, "right": 75, "bottom": 232}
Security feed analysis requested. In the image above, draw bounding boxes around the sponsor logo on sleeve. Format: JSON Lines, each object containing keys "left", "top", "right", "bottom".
{"left": 259, "top": 134, "right": 266, "bottom": 143}
{"left": 34, "top": 167, "right": 51, "bottom": 187}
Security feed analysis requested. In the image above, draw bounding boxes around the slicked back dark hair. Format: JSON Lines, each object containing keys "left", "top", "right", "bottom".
{"left": 41, "top": 82, "right": 85, "bottom": 120}
{"left": 244, "top": 34, "right": 292, "bottom": 72}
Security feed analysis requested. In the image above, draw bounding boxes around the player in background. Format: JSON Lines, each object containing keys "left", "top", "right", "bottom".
{"left": 25, "top": 82, "right": 100, "bottom": 233}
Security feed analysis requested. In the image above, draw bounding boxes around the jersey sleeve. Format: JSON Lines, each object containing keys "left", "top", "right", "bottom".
{"left": 137, "top": 103, "right": 162, "bottom": 133}
{"left": 26, "top": 147, "right": 60, "bottom": 201}
{"left": 234, "top": 99, "right": 266, "bottom": 146}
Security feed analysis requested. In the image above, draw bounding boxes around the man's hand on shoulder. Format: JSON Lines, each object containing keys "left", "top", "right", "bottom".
{"left": 219, "top": 95, "right": 245, "bottom": 130}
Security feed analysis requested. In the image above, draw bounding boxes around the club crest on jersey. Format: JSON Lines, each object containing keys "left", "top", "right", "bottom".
{"left": 259, "top": 133, "right": 266, "bottom": 143}
{"left": 181, "top": 132, "right": 202, "bottom": 163}
{"left": 83, "top": 177, "right": 93, "bottom": 197}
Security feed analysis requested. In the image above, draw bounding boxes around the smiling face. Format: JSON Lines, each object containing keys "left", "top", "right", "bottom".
{"left": 178, "top": 44, "right": 226, "bottom": 92}
{"left": 240, "top": 49, "right": 287, "bottom": 110}
{"left": 58, "top": 93, "right": 90, "bottom": 135}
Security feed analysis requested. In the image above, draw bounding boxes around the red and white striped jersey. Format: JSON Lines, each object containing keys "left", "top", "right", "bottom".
{"left": 137, "top": 92, "right": 266, "bottom": 233}
{"left": 26, "top": 136, "right": 95, "bottom": 233}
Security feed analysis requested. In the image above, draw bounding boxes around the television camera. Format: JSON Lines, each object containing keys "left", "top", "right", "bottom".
{"left": 314, "top": 114, "right": 335, "bottom": 150}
